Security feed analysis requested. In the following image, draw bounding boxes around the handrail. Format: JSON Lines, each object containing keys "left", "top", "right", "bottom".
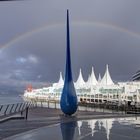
{"left": 0, "top": 102, "right": 36, "bottom": 118}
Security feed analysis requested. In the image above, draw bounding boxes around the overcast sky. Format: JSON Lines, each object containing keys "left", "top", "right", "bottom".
{"left": 0, "top": 0, "right": 140, "bottom": 88}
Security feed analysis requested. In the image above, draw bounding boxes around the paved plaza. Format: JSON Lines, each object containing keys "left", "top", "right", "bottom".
{"left": 4, "top": 116, "right": 140, "bottom": 140}
{"left": 0, "top": 107, "right": 139, "bottom": 140}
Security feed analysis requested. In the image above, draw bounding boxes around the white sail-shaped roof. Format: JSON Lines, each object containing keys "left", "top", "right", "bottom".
{"left": 100, "top": 65, "right": 114, "bottom": 85}
{"left": 86, "top": 74, "right": 92, "bottom": 87}
{"left": 98, "top": 73, "right": 102, "bottom": 83}
{"left": 90, "top": 67, "right": 98, "bottom": 85}
{"left": 75, "top": 68, "right": 85, "bottom": 86}
{"left": 57, "top": 72, "right": 64, "bottom": 86}
{"left": 87, "top": 74, "right": 91, "bottom": 84}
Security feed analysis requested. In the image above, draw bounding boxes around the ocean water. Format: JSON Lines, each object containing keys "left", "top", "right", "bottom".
{"left": 0, "top": 92, "right": 24, "bottom": 105}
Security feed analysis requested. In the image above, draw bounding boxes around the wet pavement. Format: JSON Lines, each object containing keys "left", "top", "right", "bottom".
{"left": 0, "top": 107, "right": 114, "bottom": 139}
{"left": 0, "top": 107, "right": 139, "bottom": 140}
{"left": 4, "top": 117, "right": 140, "bottom": 140}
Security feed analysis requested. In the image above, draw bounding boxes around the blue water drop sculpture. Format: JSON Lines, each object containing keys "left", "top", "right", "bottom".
{"left": 60, "top": 10, "right": 78, "bottom": 115}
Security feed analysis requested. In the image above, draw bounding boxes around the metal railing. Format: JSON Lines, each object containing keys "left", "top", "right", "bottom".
{"left": 0, "top": 102, "right": 36, "bottom": 118}
{"left": 32, "top": 100, "right": 124, "bottom": 114}
{"left": 1, "top": 100, "right": 140, "bottom": 121}
{"left": 32, "top": 100, "right": 140, "bottom": 115}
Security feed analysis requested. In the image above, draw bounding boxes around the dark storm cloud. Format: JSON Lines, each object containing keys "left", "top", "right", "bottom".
{"left": 0, "top": 0, "right": 140, "bottom": 88}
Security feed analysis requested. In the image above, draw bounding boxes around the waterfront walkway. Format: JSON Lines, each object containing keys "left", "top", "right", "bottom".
{"left": 0, "top": 107, "right": 137, "bottom": 139}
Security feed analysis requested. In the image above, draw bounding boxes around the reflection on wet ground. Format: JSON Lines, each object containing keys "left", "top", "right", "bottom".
{"left": 5, "top": 117, "right": 140, "bottom": 140}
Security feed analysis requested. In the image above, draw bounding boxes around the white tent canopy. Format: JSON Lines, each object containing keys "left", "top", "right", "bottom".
{"left": 100, "top": 64, "right": 114, "bottom": 85}
{"left": 75, "top": 68, "right": 85, "bottom": 86}
{"left": 57, "top": 72, "right": 64, "bottom": 86}
{"left": 98, "top": 73, "right": 102, "bottom": 83}
{"left": 90, "top": 67, "right": 98, "bottom": 85}
{"left": 86, "top": 74, "right": 91, "bottom": 84}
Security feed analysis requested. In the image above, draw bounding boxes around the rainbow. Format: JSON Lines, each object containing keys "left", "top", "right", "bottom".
{"left": 1, "top": 21, "right": 140, "bottom": 50}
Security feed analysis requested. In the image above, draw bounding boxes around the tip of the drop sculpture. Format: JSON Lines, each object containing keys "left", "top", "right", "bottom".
{"left": 67, "top": 9, "right": 69, "bottom": 14}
